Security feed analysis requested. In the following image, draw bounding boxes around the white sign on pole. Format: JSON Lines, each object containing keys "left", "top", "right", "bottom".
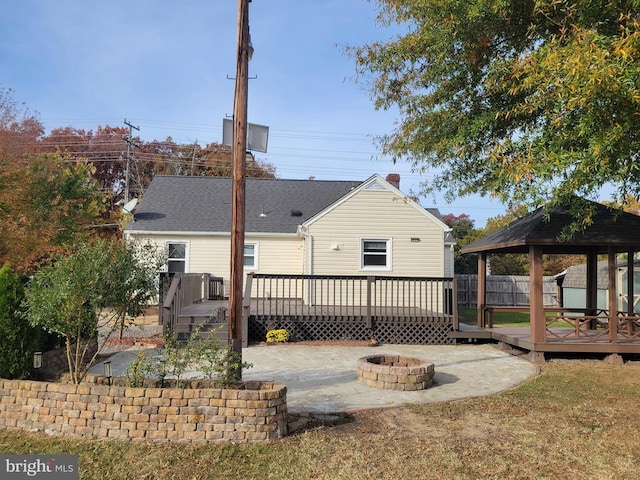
{"left": 222, "top": 118, "right": 269, "bottom": 153}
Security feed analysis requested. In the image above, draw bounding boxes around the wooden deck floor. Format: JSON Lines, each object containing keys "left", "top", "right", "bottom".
{"left": 451, "top": 323, "right": 640, "bottom": 355}
{"left": 178, "top": 300, "right": 228, "bottom": 318}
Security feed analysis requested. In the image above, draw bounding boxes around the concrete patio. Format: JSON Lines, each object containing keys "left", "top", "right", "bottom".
{"left": 91, "top": 343, "right": 538, "bottom": 414}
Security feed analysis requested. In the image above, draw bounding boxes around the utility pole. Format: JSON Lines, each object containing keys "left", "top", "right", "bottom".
{"left": 191, "top": 140, "right": 198, "bottom": 176}
{"left": 229, "top": 0, "right": 251, "bottom": 378}
{"left": 123, "top": 119, "right": 139, "bottom": 204}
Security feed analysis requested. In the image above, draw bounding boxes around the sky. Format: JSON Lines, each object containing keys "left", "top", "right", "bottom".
{"left": 1, "top": 0, "right": 509, "bottom": 227}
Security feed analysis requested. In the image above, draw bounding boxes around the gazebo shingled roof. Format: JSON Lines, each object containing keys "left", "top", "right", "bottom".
{"left": 461, "top": 199, "right": 640, "bottom": 255}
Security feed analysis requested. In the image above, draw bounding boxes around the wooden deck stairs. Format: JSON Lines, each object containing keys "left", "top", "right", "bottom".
{"left": 161, "top": 273, "right": 229, "bottom": 343}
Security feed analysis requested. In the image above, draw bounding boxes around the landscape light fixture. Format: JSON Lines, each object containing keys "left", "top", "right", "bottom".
{"left": 103, "top": 361, "right": 112, "bottom": 386}
{"left": 33, "top": 351, "right": 42, "bottom": 370}
{"left": 159, "top": 360, "right": 167, "bottom": 388}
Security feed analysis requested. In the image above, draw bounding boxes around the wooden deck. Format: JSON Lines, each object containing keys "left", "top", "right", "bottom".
{"left": 172, "top": 297, "right": 640, "bottom": 358}
{"left": 163, "top": 273, "right": 458, "bottom": 346}
{"left": 173, "top": 298, "right": 456, "bottom": 345}
{"left": 451, "top": 322, "right": 640, "bottom": 358}
{"left": 163, "top": 272, "right": 640, "bottom": 359}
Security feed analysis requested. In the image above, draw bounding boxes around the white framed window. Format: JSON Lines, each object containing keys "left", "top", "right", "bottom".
{"left": 244, "top": 243, "right": 258, "bottom": 269}
{"left": 361, "top": 238, "right": 391, "bottom": 270}
{"left": 166, "top": 241, "right": 188, "bottom": 273}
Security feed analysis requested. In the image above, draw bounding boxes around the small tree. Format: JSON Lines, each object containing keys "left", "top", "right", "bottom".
{"left": 0, "top": 263, "right": 39, "bottom": 379}
{"left": 23, "top": 239, "right": 163, "bottom": 383}
{"left": 350, "top": 0, "right": 640, "bottom": 224}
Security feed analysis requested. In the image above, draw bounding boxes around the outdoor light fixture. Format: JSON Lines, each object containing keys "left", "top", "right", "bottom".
{"left": 103, "top": 361, "right": 112, "bottom": 386}
{"left": 33, "top": 351, "right": 42, "bottom": 369}
{"left": 33, "top": 352, "right": 43, "bottom": 381}
{"left": 159, "top": 360, "right": 167, "bottom": 388}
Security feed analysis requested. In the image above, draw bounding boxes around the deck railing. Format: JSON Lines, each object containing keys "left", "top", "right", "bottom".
{"left": 244, "top": 273, "right": 457, "bottom": 328}
{"left": 161, "top": 273, "right": 210, "bottom": 332}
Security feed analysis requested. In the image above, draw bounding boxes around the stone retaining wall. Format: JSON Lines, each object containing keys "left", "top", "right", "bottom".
{"left": 0, "top": 378, "right": 287, "bottom": 443}
{"left": 41, "top": 340, "right": 98, "bottom": 376}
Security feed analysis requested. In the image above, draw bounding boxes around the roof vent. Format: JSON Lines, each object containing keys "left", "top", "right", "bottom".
{"left": 291, "top": 209, "right": 303, "bottom": 217}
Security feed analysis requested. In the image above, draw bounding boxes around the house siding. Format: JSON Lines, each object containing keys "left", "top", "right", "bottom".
{"left": 444, "top": 244, "right": 454, "bottom": 277}
{"left": 129, "top": 233, "right": 302, "bottom": 294}
{"left": 306, "top": 189, "right": 446, "bottom": 277}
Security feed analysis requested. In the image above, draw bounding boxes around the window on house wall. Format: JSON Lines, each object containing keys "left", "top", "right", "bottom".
{"left": 244, "top": 243, "right": 257, "bottom": 269}
{"left": 167, "top": 242, "right": 187, "bottom": 273}
{"left": 361, "top": 239, "right": 391, "bottom": 270}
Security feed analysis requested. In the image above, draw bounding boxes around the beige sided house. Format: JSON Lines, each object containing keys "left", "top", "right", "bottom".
{"left": 124, "top": 173, "right": 454, "bottom": 288}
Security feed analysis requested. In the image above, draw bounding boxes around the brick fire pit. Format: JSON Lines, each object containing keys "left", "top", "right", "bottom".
{"left": 357, "top": 354, "right": 434, "bottom": 391}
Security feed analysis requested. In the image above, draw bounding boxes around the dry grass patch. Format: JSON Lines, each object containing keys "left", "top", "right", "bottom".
{"left": 2, "top": 360, "right": 640, "bottom": 479}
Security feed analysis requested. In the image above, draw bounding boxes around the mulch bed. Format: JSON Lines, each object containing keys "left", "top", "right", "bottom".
{"left": 104, "top": 334, "right": 165, "bottom": 348}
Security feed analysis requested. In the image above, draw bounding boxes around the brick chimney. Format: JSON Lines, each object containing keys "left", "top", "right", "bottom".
{"left": 386, "top": 173, "right": 400, "bottom": 190}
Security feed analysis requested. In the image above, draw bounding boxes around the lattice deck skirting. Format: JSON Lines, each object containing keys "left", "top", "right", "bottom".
{"left": 249, "top": 317, "right": 455, "bottom": 345}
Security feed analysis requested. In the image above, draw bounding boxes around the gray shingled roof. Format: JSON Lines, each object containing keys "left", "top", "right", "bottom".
{"left": 125, "top": 176, "right": 361, "bottom": 234}
{"left": 558, "top": 260, "right": 640, "bottom": 290}
{"left": 558, "top": 261, "right": 608, "bottom": 290}
{"left": 461, "top": 199, "right": 640, "bottom": 255}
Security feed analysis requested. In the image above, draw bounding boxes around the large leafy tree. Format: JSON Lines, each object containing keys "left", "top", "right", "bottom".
{"left": 442, "top": 213, "right": 483, "bottom": 273}
{"left": 39, "top": 129, "right": 277, "bottom": 211}
{"left": 39, "top": 126, "right": 129, "bottom": 212}
{"left": 351, "top": 0, "right": 640, "bottom": 218}
{"left": 483, "top": 206, "right": 584, "bottom": 275}
{"left": 0, "top": 87, "right": 42, "bottom": 168}
{"left": 0, "top": 153, "right": 104, "bottom": 274}
{"left": 0, "top": 91, "right": 106, "bottom": 273}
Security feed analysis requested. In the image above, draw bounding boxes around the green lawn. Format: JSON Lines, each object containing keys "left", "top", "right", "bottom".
{"left": 458, "top": 307, "right": 531, "bottom": 327}
{"left": 458, "top": 307, "right": 569, "bottom": 328}
{"left": 1, "top": 361, "right": 639, "bottom": 479}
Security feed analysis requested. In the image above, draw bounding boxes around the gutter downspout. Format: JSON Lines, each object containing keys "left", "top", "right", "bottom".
{"left": 297, "top": 225, "right": 313, "bottom": 275}
{"left": 297, "top": 225, "right": 314, "bottom": 305}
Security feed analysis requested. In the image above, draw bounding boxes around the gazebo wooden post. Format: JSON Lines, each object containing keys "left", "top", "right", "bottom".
{"left": 608, "top": 246, "right": 618, "bottom": 343}
{"left": 586, "top": 248, "right": 598, "bottom": 328}
{"left": 477, "top": 252, "right": 487, "bottom": 327}
{"left": 627, "top": 250, "right": 634, "bottom": 316}
{"left": 529, "top": 245, "right": 545, "bottom": 343}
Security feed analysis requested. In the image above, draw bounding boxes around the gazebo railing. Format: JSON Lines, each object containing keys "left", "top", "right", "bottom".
{"left": 544, "top": 308, "right": 640, "bottom": 342}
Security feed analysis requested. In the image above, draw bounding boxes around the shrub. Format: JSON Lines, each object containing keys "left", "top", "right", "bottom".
{"left": 266, "top": 329, "right": 290, "bottom": 343}
{"left": 0, "top": 263, "right": 38, "bottom": 379}
{"left": 125, "top": 351, "right": 154, "bottom": 387}
{"left": 195, "top": 326, "right": 252, "bottom": 387}
{"left": 119, "top": 325, "right": 253, "bottom": 388}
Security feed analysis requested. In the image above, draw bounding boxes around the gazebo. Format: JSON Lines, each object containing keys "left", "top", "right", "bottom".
{"left": 458, "top": 199, "right": 640, "bottom": 362}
